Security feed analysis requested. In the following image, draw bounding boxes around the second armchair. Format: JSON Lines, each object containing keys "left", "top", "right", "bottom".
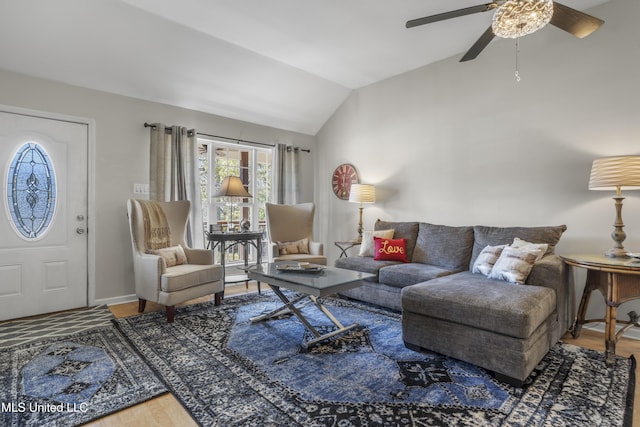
{"left": 265, "top": 202, "right": 327, "bottom": 265}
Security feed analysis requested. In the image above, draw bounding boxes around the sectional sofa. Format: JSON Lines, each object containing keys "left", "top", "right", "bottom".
{"left": 335, "top": 220, "right": 573, "bottom": 385}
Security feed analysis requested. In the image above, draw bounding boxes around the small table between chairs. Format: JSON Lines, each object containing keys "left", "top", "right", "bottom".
{"left": 207, "top": 231, "right": 263, "bottom": 293}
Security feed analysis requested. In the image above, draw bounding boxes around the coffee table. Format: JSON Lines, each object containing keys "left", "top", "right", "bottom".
{"left": 245, "top": 263, "right": 374, "bottom": 349}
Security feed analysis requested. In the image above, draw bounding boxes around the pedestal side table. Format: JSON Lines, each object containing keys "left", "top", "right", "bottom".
{"left": 561, "top": 253, "right": 640, "bottom": 365}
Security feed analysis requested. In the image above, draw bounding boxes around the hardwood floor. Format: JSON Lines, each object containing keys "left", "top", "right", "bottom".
{"left": 86, "top": 282, "right": 640, "bottom": 427}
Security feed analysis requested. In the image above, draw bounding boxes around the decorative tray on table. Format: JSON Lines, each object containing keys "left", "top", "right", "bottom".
{"left": 276, "top": 263, "right": 325, "bottom": 273}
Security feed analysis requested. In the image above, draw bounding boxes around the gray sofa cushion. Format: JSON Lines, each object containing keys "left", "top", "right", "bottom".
{"left": 470, "top": 225, "right": 567, "bottom": 268}
{"left": 378, "top": 263, "right": 456, "bottom": 288}
{"left": 412, "top": 223, "right": 474, "bottom": 270}
{"left": 334, "top": 256, "right": 400, "bottom": 281}
{"left": 374, "top": 220, "right": 419, "bottom": 261}
{"left": 401, "top": 271, "right": 556, "bottom": 339}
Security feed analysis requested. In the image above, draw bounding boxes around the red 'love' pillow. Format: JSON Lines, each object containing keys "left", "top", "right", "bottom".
{"left": 373, "top": 237, "right": 409, "bottom": 262}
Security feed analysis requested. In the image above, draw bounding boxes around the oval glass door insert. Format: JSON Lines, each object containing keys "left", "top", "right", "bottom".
{"left": 6, "top": 142, "right": 57, "bottom": 240}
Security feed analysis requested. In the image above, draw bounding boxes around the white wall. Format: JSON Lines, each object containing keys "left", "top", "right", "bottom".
{"left": 0, "top": 69, "right": 315, "bottom": 304}
{"left": 316, "top": 0, "right": 640, "bottom": 322}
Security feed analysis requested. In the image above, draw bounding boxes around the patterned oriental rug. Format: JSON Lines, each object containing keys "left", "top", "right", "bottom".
{"left": 0, "top": 324, "right": 168, "bottom": 426}
{"left": 114, "top": 292, "right": 635, "bottom": 427}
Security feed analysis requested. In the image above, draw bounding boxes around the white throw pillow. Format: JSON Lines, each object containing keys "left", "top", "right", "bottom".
{"left": 489, "top": 246, "right": 544, "bottom": 284}
{"left": 359, "top": 229, "right": 395, "bottom": 257}
{"left": 472, "top": 245, "right": 507, "bottom": 276}
{"left": 511, "top": 237, "right": 548, "bottom": 261}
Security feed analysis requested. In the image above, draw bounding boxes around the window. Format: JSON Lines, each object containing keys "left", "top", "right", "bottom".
{"left": 198, "top": 138, "right": 273, "bottom": 264}
{"left": 6, "top": 142, "right": 57, "bottom": 240}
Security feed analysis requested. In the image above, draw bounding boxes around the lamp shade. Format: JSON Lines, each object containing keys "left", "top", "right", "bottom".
{"left": 213, "top": 176, "right": 252, "bottom": 198}
{"left": 349, "top": 184, "right": 375, "bottom": 204}
{"left": 589, "top": 156, "right": 640, "bottom": 191}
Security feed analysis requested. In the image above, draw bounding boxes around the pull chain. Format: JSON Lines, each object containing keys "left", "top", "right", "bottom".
{"left": 515, "top": 38, "right": 521, "bottom": 82}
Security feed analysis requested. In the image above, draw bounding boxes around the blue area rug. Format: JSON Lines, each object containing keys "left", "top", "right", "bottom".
{"left": 114, "top": 292, "right": 635, "bottom": 426}
{"left": 0, "top": 325, "right": 168, "bottom": 426}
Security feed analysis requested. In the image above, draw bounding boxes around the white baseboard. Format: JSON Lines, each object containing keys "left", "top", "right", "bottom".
{"left": 95, "top": 294, "right": 137, "bottom": 307}
{"left": 583, "top": 323, "right": 640, "bottom": 341}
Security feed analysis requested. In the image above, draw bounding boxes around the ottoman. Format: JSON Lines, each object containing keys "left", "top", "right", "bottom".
{"left": 401, "top": 272, "right": 558, "bottom": 385}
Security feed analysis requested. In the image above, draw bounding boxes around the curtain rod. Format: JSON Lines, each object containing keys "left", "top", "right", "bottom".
{"left": 144, "top": 123, "right": 310, "bottom": 153}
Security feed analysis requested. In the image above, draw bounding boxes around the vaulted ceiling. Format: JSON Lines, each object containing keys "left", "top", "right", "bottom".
{"left": 0, "top": 0, "right": 609, "bottom": 135}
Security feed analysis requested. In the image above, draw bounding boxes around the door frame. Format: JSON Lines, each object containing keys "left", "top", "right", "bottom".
{"left": 1, "top": 104, "right": 96, "bottom": 306}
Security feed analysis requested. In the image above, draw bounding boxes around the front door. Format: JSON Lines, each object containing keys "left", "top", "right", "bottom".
{"left": 0, "top": 109, "right": 88, "bottom": 321}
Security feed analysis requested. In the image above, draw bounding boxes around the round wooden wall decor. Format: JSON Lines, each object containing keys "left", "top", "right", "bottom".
{"left": 332, "top": 163, "right": 359, "bottom": 200}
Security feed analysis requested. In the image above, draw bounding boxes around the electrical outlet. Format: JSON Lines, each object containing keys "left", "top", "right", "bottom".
{"left": 133, "top": 183, "right": 149, "bottom": 194}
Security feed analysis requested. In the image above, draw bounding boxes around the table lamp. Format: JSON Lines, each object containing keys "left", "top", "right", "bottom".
{"left": 349, "top": 184, "right": 375, "bottom": 243}
{"left": 213, "top": 176, "right": 252, "bottom": 231}
{"left": 589, "top": 156, "right": 640, "bottom": 257}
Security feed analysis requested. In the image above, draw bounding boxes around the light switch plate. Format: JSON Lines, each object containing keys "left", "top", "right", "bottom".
{"left": 133, "top": 183, "right": 149, "bottom": 194}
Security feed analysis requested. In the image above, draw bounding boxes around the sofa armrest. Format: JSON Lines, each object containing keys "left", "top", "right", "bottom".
{"left": 184, "top": 247, "right": 214, "bottom": 265}
{"left": 525, "top": 254, "right": 573, "bottom": 334}
{"left": 310, "top": 241, "right": 324, "bottom": 256}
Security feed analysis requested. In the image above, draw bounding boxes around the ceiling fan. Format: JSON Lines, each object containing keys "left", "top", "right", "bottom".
{"left": 406, "top": 0, "right": 604, "bottom": 62}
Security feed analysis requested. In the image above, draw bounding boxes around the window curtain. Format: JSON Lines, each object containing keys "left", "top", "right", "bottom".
{"left": 275, "top": 143, "right": 301, "bottom": 204}
{"left": 149, "top": 123, "right": 204, "bottom": 248}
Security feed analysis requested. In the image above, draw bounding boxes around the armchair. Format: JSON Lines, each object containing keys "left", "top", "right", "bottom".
{"left": 265, "top": 202, "right": 327, "bottom": 265}
{"left": 127, "top": 199, "right": 224, "bottom": 322}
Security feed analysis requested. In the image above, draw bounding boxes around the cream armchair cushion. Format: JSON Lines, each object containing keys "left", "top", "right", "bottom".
{"left": 127, "top": 199, "right": 224, "bottom": 322}
{"left": 265, "top": 202, "right": 326, "bottom": 265}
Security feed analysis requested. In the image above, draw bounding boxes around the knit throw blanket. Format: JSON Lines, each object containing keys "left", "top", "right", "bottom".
{"left": 138, "top": 200, "right": 171, "bottom": 250}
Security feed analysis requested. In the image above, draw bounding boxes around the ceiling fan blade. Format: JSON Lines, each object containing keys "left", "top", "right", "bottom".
{"left": 460, "top": 26, "right": 496, "bottom": 62}
{"left": 550, "top": 2, "right": 604, "bottom": 38}
{"left": 406, "top": 2, "right": 498, "bottom": 29}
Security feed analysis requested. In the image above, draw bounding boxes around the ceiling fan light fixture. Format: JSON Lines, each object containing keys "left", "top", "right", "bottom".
{"left": 492, "top": 0, "right": 554, "bottom": 39}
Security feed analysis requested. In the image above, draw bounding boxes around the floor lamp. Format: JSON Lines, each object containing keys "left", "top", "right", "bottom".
{"left": 349, "top": 184, "right": 376, "bottom": 243}
{"left": 589, "top": 156, "right": 640, "bottom": 258}
{"left": 213, "top": 176, "right": 252, "bottom": 231}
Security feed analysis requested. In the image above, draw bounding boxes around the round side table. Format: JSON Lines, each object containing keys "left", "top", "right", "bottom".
{"left": 561, "top": 253, "right": 640, "bottom": 365}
